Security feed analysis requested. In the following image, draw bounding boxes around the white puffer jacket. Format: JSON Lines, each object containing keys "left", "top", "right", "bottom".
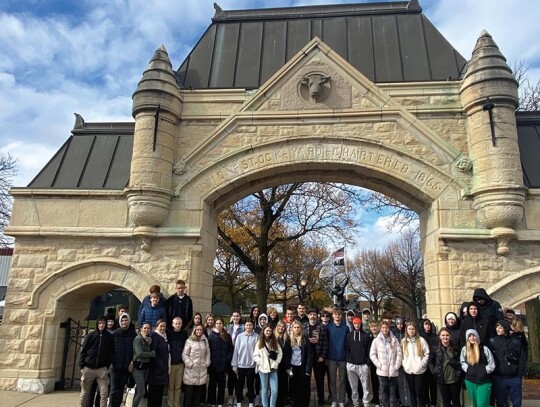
{"left": 253, "top": 342, "right": 283, "bottom": 373}
{"left": 182, "top": 336, "right": 211, "bottom": 385}
{"left": 369, "top": 331, "right": 402, "bottom": 377}
{"left": 401, "top": 336, "right": 430, "bottom": 375}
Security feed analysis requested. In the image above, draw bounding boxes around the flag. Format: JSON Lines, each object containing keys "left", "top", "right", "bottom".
{"left": 333, "top": 247, "right": 345, "bottom": 267}
{"left": 319, "top": 247, "right": 345, "bottom": 278}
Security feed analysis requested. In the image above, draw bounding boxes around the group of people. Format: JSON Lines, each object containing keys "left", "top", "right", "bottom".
{"left": 78, "top": 284, "right": 528, "bottom": 407}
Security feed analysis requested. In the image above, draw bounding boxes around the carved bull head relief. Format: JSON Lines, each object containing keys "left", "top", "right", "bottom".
{"left": 300, "top": 74, "right": 331, "bottom": 101}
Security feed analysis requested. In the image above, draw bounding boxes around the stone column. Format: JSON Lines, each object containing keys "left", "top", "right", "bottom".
{"left": 460, "top": 31, "right": 525, "bottom": 255}
{"left": 126, "top": 45, "right": 182, "bottom": 248}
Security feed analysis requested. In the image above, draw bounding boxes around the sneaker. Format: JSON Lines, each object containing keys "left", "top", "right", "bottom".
{"left": 331, "top": 403, "right": 337, "bottom": 407}
{"left": 255, "top": 396, "right": 261, "bottom": 407}
{"left": 339, "top": 403, "right": 345, "bottom": 407}
{"left": 227, "top": 398, "right": 233, "bottom": 407}
{"left": 249, "top": 404, "right": 254, "bottom": 407}
{"left": 237, "top": 403, "right": 241, "bottom": 407}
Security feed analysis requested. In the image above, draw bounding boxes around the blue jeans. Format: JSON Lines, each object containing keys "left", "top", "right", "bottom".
{"left": 493, "top": 375, "right": 522, "bottom": 407}
{"left": 259, "top": 370, "right": 278, "bottom": 407}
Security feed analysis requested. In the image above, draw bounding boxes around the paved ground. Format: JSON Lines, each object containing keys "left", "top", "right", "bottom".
{"left": 1, "top": 386, "right": 539, "bottom": 407}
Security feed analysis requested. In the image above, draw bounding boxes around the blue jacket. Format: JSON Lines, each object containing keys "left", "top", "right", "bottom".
{"left": 327, "top": 321, "right": 349, "bottom": 361}
{"left": 139, "top": 304, "right": 166, "bottom": 328}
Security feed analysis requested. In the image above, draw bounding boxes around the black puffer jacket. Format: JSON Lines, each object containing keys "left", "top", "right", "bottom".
{"left": 429, "top": 344, "right": 462, "bottom": 384}
{"left": 112, "top": 325, "right": 136, "bottom": 370}
{"left": 488, "top": 321, "right": 525, "bottom": 378}
{"left": 208, "top": 330, "right": 233, "bottom": 373}
{"left": 79, "top": 328, "right": 115, "bottom": 369}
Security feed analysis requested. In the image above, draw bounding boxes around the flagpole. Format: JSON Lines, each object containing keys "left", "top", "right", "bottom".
{"left": 332, "top": 255, "right": 336, "bottom": 306}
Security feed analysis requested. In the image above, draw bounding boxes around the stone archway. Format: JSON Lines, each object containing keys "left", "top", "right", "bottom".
{"left": 11, "top": 259, "right": 159, "bottom": 393}
{"left": 488, "top": 266, "right": 540, "bottom": 308}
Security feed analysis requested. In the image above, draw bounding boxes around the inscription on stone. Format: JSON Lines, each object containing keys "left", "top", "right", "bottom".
{"left": 193, "top": 144, "right": 444, "bottom": 195}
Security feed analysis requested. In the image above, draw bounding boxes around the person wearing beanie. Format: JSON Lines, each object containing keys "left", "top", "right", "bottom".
{"left": 109, "top": 312, "right": 137, "bottom": 407}
{"left": 460, "top": 329, "right": 495, "bottom": 407}
{"left": 488, "top": 321, "right": 526, "bottom": 407}
{"left": 444, "top": 312, "right": 460, "bottom": 345}
{"left": 458, "top": 302, "right": 490, "bottom": 349}
{"left": 346, "top": 316, "right": 373, "bottom": 407}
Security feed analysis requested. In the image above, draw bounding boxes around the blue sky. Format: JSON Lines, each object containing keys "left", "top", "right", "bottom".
{"left": 1, "top": 0, "right": 539, "bottom": 249}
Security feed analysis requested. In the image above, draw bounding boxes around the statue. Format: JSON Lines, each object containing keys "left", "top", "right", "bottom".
{"left": 331, "top": 277, "right": 349, "bottom": 309}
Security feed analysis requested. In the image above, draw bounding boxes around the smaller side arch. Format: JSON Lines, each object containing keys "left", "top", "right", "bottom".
{"left": 29, "top": 258, "right": 164, "bottom": 310}
{"left": 488, "top": 266, "right": 540, "bottom": 308}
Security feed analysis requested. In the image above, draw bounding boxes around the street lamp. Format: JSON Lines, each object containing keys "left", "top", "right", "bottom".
{"left": 299, "top": 279, "right": 308, "bottom": 303}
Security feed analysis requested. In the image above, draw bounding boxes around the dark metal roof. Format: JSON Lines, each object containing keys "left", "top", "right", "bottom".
{"left": 27, "top": 113, "right": 540, "bottom": 191}
{"left": 176, "top": 1, "right": 467, "bottom": 89}
{"left": 28, "top": 122, "right": 134, "bottom": 189}
{"left": 516, "top": 111, "right": 540, "bottom": 188}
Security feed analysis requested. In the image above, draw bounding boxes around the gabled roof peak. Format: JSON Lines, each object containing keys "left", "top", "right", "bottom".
{"left": 212, "top": 1, "right": 421, "bottom": 22}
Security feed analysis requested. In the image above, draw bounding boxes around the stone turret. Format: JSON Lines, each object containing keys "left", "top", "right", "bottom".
{"left": 460, "top": 31, "right": 525, "bottom": 255}
{"left": 126, "top": 45, "right": 182, "bottom": 248}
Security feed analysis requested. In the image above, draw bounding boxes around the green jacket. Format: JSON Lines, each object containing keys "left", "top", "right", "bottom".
{"left": 133, "top": 334, "right": 156, "bottom": 363}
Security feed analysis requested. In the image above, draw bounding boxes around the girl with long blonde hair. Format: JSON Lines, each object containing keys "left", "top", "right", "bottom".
{"left": 460, "top": 329, "right": 495, "bottom": 407}
{"left": 288, "top": 320, "right": 313, "bottom": 407}
{"left": 400, "top": 322, "right": 430, "bottom": 407}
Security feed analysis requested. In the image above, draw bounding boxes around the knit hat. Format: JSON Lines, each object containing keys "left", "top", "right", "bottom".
{"left": 445, "top": 312, "right": 457, "bottom": 322}
{"left": 465, "top": 329, "right": 480, "bottom": 343}
{"left": 395, "top": 317, "right": 404, "bottom": 325}
{"left": 352, "top": 316, "right": 362, "bottom": 325}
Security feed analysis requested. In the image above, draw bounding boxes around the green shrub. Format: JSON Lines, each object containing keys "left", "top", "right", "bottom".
{"left": 526, "top": 361, "right": 540, "bottom": 379}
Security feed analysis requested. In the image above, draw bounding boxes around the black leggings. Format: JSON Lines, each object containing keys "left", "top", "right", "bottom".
{"left": 405, "top": 372, "right": 427, "bottom": 407}
{"left": 438, "top": 380, "right": 462, "bottom": 407}
{"left": 236, "top": 367, "right": 256, "bottom": 403}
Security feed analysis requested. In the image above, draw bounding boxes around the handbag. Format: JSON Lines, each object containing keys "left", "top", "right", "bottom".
{"left": 266, "top": 344, "right": 278, "bottom": 361}
{"left": 126, "top": 373, "right": 135, "bottom": 388}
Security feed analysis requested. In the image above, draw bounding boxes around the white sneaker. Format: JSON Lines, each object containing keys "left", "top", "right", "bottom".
{"left": 339, "top": 403, "right": 344, "bottom": 407}
{"left": 237, "top": 403, "right": 241, "bottom": 407}
{"left": 331, "top": 403, "right": 337, "bottom": 407}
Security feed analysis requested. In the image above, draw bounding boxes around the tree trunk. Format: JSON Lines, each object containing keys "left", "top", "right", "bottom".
{"left": 525, "top": 297, "right": 540, "bottom": 362}
{"left": 255, "top": 270, "right": 268, "bottom": 312}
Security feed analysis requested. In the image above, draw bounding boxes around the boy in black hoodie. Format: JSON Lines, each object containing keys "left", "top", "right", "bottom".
{"left": 346, "top": 316, "right": 372, "bottom": 407}
{"left": 458, "top": 302, "right": 490, "bottom": 349}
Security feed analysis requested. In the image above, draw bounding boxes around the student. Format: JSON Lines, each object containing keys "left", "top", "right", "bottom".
{"left": 346, "top": 316, "right": 373, "bottom": 407}
{"left": 232, "top": 319, "right": 259, "bottom": 407}
{"left": 79, "top": 316, "right": 115, "bottom": 407}
{"left": 148, "top": 319, "right": 169, "bottom": 407}
{"left": 275, "top": 320, "right": 291, "bottom": 407}
{"left": 267, "top": 307, "right": 280, "bottom": 329}
{"left": 250, "top": 306, "right": 262, "bottom": 330}
{"left": 419, "top": 319, "right": 438, "bottom": 407}
{"left": 227, "top": 311, "right": 244, "bottom": 407}
{"left": 488, "top": 320, "right": 526, "bottom": 407}
{"left": 167, "top": 317, "right": 187, "bottom": 407}
{"left": 459, "top": 302, "right": 490, "bottom": 349}
{"left": 428, "top": 327, "right": 462, "bottom": 407}
{"left": 370, "top": 321, "right": 402, "bottom": 407}
{"left": 138, "top": 285, "right": 167, "bottom": 324}
{"left": 444, "top": 312, "right": 461, "bottom": 346}
{"left": 208, "top": 319, "right": 234, "bottom": 407}
{"left": 204, "top": 314, "right": 216, "bottom": 337}
{"left": 460, "top": 329, "right": 495, "bottom": 407}
{"left": 327, "top": 307, "right": 349, "bottom": 407}
{"left": 253, "top": 325, "right": 283, "bottom": 407}
{"left": 166, "top": 279, "right": 193, "bottom": 330}
{"left": 186, "top": 312, "right": 203, "bottom": 336}
{"left": 132, "top": 322, "right": 156, "bottom": 407}
{"left": 139, "top": 292, "right": 167, "bottom": 329}
{"left": 306, "top": 308, "right": 329, "bottom": 407}
{"left": 109, "top": 313, "right": 136, "bottom": 407}
{"left": 288, "top": 320, "right": 314, "bottom": 407}
{"left": 401, "top": 322, "right": 429, "bottom": 407}
{"left": 183, "top": 325, "right": 211, "bottom": 407}
{"left": 391, "top": 317, "right": 409, "bottom": 407}
{"left": 368, "top": 321, "right": 380, "bottom": 407}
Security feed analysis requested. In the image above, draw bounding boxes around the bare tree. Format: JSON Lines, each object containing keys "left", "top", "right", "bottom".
{"left": 380, "top": 230, "right": 425, "bottom": 320}
{"left": 512, "top": 60, "right": 540, "bottom": 111}
{"left": 347, "top": 249, "right": 389, "bottom": 320}
{"left": 0, "top": 154, "right": 17, "bottom": 247}
{"left": 218, "top": 182, "right": 361, "bottom": 310}
{"left": 213, "top": 246, "right": 255, "bottom": 310}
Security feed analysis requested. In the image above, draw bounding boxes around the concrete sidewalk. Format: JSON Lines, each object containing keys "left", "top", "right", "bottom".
{"left": 0, "top": 390, "right": 538, "bottom": 407}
